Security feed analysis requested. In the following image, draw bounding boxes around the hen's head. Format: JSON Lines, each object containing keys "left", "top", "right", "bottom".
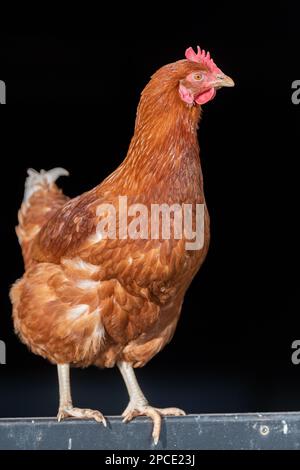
{"left": 155, "top": 46, "right": 234, "bottom": 107}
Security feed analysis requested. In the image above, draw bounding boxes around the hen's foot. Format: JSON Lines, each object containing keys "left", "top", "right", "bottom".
{"left": 57, "top": 406, "right": 107, "bottom": 426}
{"left": 122, "top": 403, "right": 185, "bottom": 445}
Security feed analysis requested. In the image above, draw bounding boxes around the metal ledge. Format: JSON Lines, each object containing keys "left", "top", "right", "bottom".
{"left": 1, "top": 413, "right": 300, "bottom": 450}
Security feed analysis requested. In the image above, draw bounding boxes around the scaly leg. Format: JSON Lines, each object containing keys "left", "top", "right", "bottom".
{"left": 117, "top": 361, "right": 185, "bottom": 445}
{"left": 57, "top": 364, "right": 106, "bottom": 426}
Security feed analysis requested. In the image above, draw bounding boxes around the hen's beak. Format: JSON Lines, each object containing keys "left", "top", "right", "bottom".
{"left": 215, "top": 74, "right": 235, "bottom": 88}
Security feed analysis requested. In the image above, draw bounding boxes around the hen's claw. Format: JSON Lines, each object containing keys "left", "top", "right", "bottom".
{"left": 57, "top": 406, "right": 107, "bottom": 426}
{"left": 122, "top": 405, "right": 185, "bottom": 445}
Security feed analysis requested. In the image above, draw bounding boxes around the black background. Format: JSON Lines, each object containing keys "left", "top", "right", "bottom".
{"left": 0, "top": 6, "right": 299, "bottom": 422}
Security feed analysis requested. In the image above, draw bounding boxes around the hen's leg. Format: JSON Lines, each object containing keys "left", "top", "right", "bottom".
{"left": 117, "top": 361, "right": 185, "bottom": 445}
{"left": 57, "top": 364, "right": 106, "bottom": 426}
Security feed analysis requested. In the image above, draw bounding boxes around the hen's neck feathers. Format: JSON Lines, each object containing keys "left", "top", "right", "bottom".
{"left": 103, "top": 66, "right": 204, "bottom": 203}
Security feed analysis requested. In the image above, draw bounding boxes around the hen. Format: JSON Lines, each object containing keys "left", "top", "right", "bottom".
{"left": 10, "top": 46, "right": 234, "bottom": 444}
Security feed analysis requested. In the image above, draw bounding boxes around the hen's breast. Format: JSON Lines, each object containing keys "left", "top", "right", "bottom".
{"left": 94, "top": 204, "right": 210, "bottom": 368}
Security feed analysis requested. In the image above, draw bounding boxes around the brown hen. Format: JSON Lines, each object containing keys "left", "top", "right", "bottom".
{"left": 10, "top": 46, "right": 234, "bottom": 444}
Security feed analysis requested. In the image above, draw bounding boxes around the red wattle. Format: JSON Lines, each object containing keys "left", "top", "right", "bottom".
{"left": 195, "top": 88, "right": 216, "bottom": 105}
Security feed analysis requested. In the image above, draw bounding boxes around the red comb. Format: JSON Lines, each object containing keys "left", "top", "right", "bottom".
{"left": 185, "top": 46, "right": 220, "bottom": 73}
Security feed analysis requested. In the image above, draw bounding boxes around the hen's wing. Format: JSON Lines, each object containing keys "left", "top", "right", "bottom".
{"left": 31, "top": 187, "right": 187, "bottom": 287}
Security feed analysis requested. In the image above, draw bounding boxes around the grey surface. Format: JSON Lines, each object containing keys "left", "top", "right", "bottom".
{"left": 0, "top": 413, "right": 300, "bottom": 450}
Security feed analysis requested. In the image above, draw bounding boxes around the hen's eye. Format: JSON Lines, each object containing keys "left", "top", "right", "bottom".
{"left": 193, "top": 73, "right": 203, "bottom": 81}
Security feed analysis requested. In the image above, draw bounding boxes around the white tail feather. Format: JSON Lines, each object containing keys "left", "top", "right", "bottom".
{"left": 23, "top": 167, "right": 69, "bottom": 203}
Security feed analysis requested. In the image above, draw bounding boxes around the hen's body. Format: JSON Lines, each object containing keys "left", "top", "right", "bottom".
{"left": 10, "top": 49, "right": 233, "bottom": 444}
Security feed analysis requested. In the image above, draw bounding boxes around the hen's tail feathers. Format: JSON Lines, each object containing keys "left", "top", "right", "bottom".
{"left": 17, "top": 168, "right": 70, "bottom": 268}
{"left": 23, "top": 167, "right": 69, "bottom": 203}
